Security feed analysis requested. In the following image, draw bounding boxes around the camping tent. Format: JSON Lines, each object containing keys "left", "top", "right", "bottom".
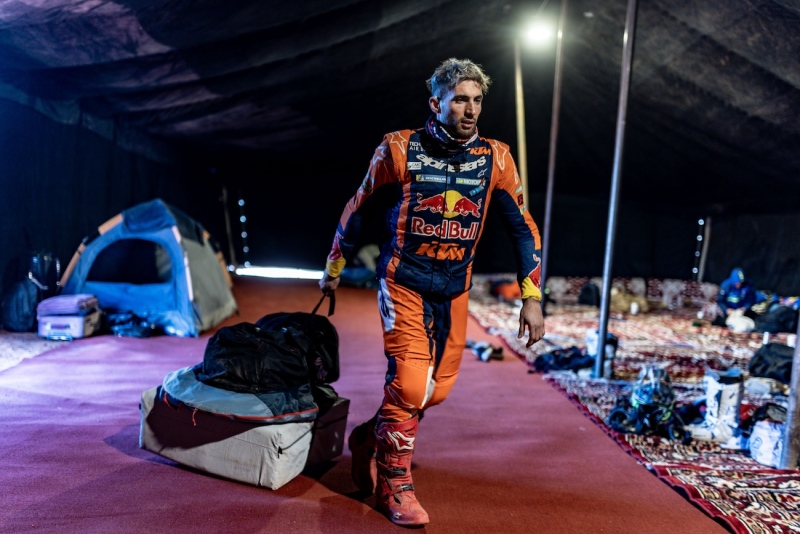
{"left": 60, "top": 199, "right": 237, "bottom": 337}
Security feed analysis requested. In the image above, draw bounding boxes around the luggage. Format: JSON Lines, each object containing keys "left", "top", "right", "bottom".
{"left": 36, "top": 294, "right": 101, "bottom": 340}
{"left": 139, "top": 386, "right": 349, "bottom": 489}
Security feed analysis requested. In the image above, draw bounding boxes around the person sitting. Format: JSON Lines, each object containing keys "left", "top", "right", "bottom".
{"left": 713, "top": 268, "right": 767, "bottom": 326}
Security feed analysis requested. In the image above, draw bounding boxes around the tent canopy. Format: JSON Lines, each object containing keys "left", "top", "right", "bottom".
{"left": 61, "top": 199, "right": 237, "bottom": 337}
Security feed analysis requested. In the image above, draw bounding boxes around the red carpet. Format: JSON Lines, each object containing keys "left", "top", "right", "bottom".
{"left": 0, "top": 277, "right": 727, "bottom": 533}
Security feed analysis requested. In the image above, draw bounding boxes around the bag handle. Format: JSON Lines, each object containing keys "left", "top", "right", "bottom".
{"left": 311, "top": 291, "right": 335, "bottom": 317}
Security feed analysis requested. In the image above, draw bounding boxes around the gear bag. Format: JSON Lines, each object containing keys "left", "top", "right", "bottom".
{"left": 748, "top": 342, "right": 794, "bottom": 384}
{"left": 196, "top": 293, "right": 339, "bottom": 405}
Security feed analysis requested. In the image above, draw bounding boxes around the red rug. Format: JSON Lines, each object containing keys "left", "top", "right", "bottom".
{"left": 468, "top": 276, "right": 800, "bottom": 534}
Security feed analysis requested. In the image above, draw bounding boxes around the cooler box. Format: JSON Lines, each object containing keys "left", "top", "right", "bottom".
{"left": 139, "top": 386, "right": 348, "bottom": 490}
{"left": 37, "top": 294, "right": 101, "bottom": 340}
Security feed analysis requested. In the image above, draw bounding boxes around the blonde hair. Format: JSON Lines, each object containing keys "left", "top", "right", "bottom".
{"left": 426, "top": 58, "right": 492, "bottom": 98}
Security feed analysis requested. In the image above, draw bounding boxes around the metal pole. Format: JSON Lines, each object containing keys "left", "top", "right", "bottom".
{"left": 594, "top": 0, "right": 639, "bottom": 379}
{"left": 698, "top": 215, "right": 711, "bottom": 282}
{"left": 514, "top": 38, "right": 529, "bottom": 208}
{"left": 779, "top": 322, "right": 800, "bottom": 469}
{"left": 540, "top": 0, "right": 567, "bottom": 300}
{"left": 221, "top": 184, "right": 238, "bottom": 268}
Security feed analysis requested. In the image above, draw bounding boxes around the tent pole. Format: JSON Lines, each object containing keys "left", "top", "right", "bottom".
{"left": 514, "top": 38, "right": 529, "bottom": 208}
{"left": 779, "top": 322, "right": 800, "bottom": 469}
{"left": 698, "top": 215, "right": 711, "bottom": 282}
{"left": 540, "top": 0, "right": 567, "bottom": 303}
{"left": 594, "top": 0, "right": 639, "bottom": 379}
{"left": 221, "top": 185, "right": 238, "bottom": 268}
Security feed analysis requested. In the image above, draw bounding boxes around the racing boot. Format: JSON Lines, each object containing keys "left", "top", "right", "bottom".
{"left": 347, "top": 415, "right": 377, "bottom": 494}
{"left": 374, "top": 415, "right": 429, "bottom": 526}
{"left": 686, "top": 368, "right": 745, "bottom": 449}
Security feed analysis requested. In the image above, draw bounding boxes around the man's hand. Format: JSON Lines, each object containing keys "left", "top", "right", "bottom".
{"left": 518, "top": 297, "right": 545, "bottom": 348}
{"left": 319, "top": 272, "right": 340, "bottom": 294}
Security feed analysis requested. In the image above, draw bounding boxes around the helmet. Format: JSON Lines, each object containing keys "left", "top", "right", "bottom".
{"left": 607, "top": 365, "right": 684, "bottom": 440}
{"left": 631, "top": 366, "right": 675, "bottom": 409}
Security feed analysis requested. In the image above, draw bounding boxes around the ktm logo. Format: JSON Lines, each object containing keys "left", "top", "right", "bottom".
{"left": 416, "top": 241, "right": 465, "bottom": 260}
{"left": 470, "top": 146, "right": 491, "bottom": 155}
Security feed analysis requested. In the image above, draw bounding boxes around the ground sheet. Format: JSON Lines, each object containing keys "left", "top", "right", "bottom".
{"left": 468, "top": 275, "right": 800, "bottom": 534}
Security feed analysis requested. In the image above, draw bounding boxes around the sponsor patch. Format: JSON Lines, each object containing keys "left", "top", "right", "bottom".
{"left": 455, "top": 177, "right": 482, "bottom": 186}
{"left": 407, "top": 161, "right": 422, "bottom": 170}
{"left": 415, "top": 174, "right": 448, "bottom": 183}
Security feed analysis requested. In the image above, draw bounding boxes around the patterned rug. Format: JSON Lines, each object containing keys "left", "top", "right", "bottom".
{"left": 468, "top": 276, "right": 800, "bottom": 533}
{"left": 0, "top": 330, "right": 63, "bottom": 373}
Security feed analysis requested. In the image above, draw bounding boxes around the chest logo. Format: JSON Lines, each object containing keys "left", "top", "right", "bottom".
{"left": 413, "top": 191, "right": 483, "bottom": 218}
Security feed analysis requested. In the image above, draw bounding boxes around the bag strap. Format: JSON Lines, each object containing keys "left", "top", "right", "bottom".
{"left": 311, "top": 291, "right": 335, "bottom": 317}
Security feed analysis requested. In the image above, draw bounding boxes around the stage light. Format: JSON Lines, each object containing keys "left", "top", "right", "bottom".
{"left": 236, "top": 266, "right": 324, "bottom": 280}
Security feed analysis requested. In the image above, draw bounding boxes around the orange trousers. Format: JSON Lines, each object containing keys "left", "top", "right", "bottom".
{"left": 376, "top": 278, "right": 469, "bottom": 421}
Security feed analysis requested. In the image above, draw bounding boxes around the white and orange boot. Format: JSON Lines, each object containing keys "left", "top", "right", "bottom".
{"left": 374, "top": 415, "right": 430, "bottom": 526}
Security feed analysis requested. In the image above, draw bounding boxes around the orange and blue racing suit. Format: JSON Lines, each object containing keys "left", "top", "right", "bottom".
{"left": 325, "top": 120, "right": 542, "bottom": 421}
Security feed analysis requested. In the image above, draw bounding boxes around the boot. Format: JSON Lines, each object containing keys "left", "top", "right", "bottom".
{"left": 347, "top": 415, "right": 377, "bottom": 494}
{"left": 375, "top": 415, "right": 430, "bottom": 526}
{"left": 686, "top": 369, "right": 744, "bottom": 449}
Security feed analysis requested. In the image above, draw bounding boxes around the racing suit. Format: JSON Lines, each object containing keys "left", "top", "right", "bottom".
{"left": 325, "top": 118, "right": 542, "bottom": 420}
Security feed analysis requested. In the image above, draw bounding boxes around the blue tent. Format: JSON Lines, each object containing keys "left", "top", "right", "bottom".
{"left": 61, "top": 199, "right": 237, "bottom": 337}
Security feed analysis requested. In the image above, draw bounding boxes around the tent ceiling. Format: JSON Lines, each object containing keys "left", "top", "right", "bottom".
{"left": 1, "top": 0, "right": 798, "bottom": 214}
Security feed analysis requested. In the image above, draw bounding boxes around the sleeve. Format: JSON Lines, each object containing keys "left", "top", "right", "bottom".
{"left": 489, "top": 140, "right": 543, "bottom": 301}
{"left": 324, "top": 136, "right": 400, "bottom": 278}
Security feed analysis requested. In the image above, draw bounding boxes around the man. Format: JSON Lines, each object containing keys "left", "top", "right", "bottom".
{"left": 319, "top": 58, "right": 545, "bottom": 526}
{"left": 715, "top": 267, "right": 766, "bottom": 324}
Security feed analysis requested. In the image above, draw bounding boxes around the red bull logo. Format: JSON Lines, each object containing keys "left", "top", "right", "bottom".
{"left": 414, "top": 193, "right": 447, "bottom": 213}
{"left": 409, "top": 217, "right": 479, "bottom": 240}
{"left": 413, "top": 191, "right": 483, "bottom": 218}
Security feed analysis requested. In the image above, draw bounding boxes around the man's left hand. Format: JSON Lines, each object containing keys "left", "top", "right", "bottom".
{"left": 518, "top": 298, "right": 545, "bottom": 348}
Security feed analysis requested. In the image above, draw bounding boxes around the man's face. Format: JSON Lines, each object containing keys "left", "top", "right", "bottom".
{"left": 429, "top": 80, "right": 483, "bottom": 139}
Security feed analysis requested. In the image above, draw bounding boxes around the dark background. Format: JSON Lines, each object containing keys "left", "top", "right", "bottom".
{"left": 0, "top": 0, "right": 798, "bottom": 296}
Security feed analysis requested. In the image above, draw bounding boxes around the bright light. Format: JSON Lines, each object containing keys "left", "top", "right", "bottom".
{"left": 236, "top": 266, "right": 324, "bottom": 280}
{"left": 523, "top": 21, "right": 555, "bottom": 46}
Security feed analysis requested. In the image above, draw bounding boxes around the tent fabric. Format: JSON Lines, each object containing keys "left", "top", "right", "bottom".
{"left": 0, "top": 0, "right": 797, "bottom": 214}
{"left": 60, "top": 198, "right": 237, "bottom": 337}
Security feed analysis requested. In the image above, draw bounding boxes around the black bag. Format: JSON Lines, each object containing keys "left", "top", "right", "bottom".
{"left": 533, "top": 346, "right": 593, "bottom": 373}
{"left": 255, "top": 311, "right": 339, "bottom": 385}
{"left": 0, "top": 280, "right": 40, "bottom": 332}
{"left": 578, "top": 282, "right": 601, "bottom": 306}
{"left": 197, "top": 322, "right": 314, "bottom": 394}
{"left": 197, "top": 293, "right": 339, "bottom": 393}
{"left": 748, "top": 343, "right": 795, "bottom": 384}
{"left": 754, "top": 306, "right": 798, "bottom": 334}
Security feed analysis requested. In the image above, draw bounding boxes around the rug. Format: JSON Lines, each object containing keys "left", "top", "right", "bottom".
{"left": 468, "top": 275, "right": 800, "bottom": 534}
{"left": 0, "top": 330, "right": 63, "bottom": 372}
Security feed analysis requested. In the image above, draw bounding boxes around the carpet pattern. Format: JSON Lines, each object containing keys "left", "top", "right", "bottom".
{"left": 0, "top": 330, "right": 63, "bottom": 372}
{"left": 468, "top": 275, "right": 800, "bottom": 534}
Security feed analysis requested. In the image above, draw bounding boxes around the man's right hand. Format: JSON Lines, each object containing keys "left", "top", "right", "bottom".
{"left": 319, "top": 272, "right": 340, "bottom": 294}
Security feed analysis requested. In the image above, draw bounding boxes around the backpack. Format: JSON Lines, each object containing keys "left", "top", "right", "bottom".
{"left": 578, "top": 282, "right": 601, "bottom": 306}
{"left": 0, "top": 279, "right": 41, "bottom": 332}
